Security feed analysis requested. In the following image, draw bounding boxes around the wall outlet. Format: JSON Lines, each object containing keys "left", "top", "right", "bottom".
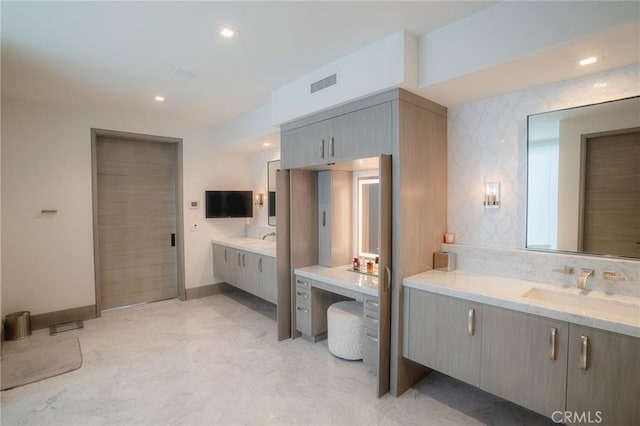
{"left": 190, "top": 224, "right": 198, "bottom": 232}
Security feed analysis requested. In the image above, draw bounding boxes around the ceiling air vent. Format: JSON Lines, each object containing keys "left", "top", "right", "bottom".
{"left": 310, "top": 73, "right": 337, "bottom": 94}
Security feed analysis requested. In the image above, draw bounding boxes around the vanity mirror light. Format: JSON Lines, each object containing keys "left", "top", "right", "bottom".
{"left": 267, "top": 160, "right": 280, "bottom": 226}
{"left": 526, "top": 96, "right": 639, "bottom": 259}
{"left": 357, "top": 175, "right": 380, "bottom": 257}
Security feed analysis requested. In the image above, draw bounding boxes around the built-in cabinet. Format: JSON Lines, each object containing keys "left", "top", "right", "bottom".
{"left": 212, "top": 243, "right": 277, "bottom": 304}
{"left": 281, "top": 102, "right": 392, "bottom": 169}
{"left": 317, "top": 171, "right": 352, "bottom": 267}
{"left": 278, "top": 89, "right": 448, "bottom": 397}
{"left": 403, "top": 287, "right": 640, "bottom": 424}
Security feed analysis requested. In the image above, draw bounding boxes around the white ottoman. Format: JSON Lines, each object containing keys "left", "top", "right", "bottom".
{"left": 327, "top": 301, "right": 363, "bottom": 360}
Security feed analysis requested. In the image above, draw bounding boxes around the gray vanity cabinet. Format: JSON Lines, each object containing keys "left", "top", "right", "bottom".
{"left": 480, "top": 306, "right": 568, "bottom": 417}
{"left": 257, "top": 256, "right": 277, "bottom": 304}
{"left": 403, "top": 289, "right": 483, "bottom": 386}
{"left": 280, "top": 102, "right": 392, "bottom": 169}
{"left": 212, "top": 243, "right": 230, "bottom": 283}
{"left": 317, "top": 170, "right": 352, "bottom": 267}
{"left": 566, "top": 325, "right": 640, "bottom": 426}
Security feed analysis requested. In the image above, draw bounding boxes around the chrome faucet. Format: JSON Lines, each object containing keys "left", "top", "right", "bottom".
{"left": 577, "top": 269, "right": 594, "bottom": 289}
{"left": 262, "top": 232, "right": 276, "bottom": 240}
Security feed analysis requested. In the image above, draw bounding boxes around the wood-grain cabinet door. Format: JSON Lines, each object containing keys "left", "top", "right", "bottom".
{"left": 566, "top": 324, "right": 640, "bottom": 426}
{"left": 329, "top": 102, "right": 392, "bottom": 163}
{"left": 480, "top": 306, "right": 568, "bottom": 418}
{"left": 280, "top": 119, "right": 331, "bottom": 169}
{"left": 404, "top": 289, "right": 483, "bottom": 386}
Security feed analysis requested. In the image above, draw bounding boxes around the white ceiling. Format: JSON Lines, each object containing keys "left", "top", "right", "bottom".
{"left": 1, "top": 1, "right": 496, "bottom": 127}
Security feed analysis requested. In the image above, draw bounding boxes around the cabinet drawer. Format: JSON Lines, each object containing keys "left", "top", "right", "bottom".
{"left": 362, "top": 328, "right": 379, "bottom": 373}
{"left": 363, "top": 294, "right": 379, "bottom": 312}
{"left": 295, "top": 286, "right": 311, "bottom": 306}
{"left": 296, "top": 304, "right": 312, "bottom": 336}
{"left": 363, "top": 310, "right": 379, "bottom": 330}
{"left": 295, "top": 276, "right": 311, "bottom": 289}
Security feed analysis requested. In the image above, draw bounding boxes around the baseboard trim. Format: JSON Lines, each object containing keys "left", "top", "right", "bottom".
{"left": 185, "top": 283, "right": 224, "bottom": 300}
{"left": 31, "top": 305, "right": 97, "bottom": 331}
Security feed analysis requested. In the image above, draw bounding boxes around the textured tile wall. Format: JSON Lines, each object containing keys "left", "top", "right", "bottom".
{"left": 446, "top": 64, "right": 640, "bottom": 292}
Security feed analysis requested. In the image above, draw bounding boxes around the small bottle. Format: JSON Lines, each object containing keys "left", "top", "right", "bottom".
{"left": 366, "top": 260, "right": 373, "bottom": 274}
{"left": 353, "top": 257, "right": 359, "bottom": 271}
{"left": 373, "top": 257, "right": 379, "bottom": 275}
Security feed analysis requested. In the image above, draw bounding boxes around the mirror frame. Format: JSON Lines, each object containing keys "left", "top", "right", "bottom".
{"left": 267, "top": 160, "right": 280, "bottom": 227}
{"left": 357, "top": 176, "right": 380, "bottom": 258}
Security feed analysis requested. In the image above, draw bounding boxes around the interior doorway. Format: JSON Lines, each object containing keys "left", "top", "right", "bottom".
{"left": 91, "top": 129, "right": 185, "bottom": 313}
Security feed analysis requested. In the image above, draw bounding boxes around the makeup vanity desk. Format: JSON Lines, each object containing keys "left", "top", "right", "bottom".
{"left": 294, "top": 265, "right": 380, "bottom": 373}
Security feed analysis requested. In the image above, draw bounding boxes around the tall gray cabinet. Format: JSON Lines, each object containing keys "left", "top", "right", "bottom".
{"left": 277, "top": 88, "right": 447, "bottom": 397}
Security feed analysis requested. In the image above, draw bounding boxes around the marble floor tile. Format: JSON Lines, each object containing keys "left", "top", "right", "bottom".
{"left": 1, "top": 289, "right": 554, "bottom": 425}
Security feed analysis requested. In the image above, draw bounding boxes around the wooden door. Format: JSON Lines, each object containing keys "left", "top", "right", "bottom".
{"left": 480, "top": 306, "right": 568, "bottom": 417}
{"left": 582, "top": 130, "right": 639, "bottom": 257}
{"left": 96, "top": 137, "right": 178, "bottom": 309}
{"left": 376, "top": 154, "right": 392, "bottom": 397}
{"left": 566, "top": 325, "right": 640, "bottom": 425}
{"left": 276, "top": 169, "right": 291, "bottom": 341}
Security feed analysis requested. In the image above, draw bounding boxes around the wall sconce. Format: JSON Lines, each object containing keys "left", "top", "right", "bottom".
{"left": 254, "top": 192, "right": 264, "bottom": 207}
{"left": 483, "top": 182, "right": 500, "bottom": 208}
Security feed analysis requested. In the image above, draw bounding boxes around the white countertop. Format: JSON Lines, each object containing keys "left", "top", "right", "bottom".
{"left": 211, "top": 237, "right": 276, "bottom": 258}
{"left": 295, "top": 265, "right": 379, "bottom": 297}
{"left": 404, "top": 270, "right": 640, "bottom": 338}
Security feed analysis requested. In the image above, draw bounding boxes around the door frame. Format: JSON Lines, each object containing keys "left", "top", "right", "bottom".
{"left": 91, "top": 128, "right": 186, "bottom": 316}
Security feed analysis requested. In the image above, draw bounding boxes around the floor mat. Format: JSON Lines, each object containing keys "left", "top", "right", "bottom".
{"left": 1, "top": 337, "right": 82, "bottom": 391}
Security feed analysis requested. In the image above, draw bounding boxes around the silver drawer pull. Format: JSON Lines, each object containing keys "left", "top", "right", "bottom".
{"left": 580, "top": 335, "right": 589, "bottom": 370}
{"left": 296, "top": 292, "right": 309, "bottom": 299}
{"left": 365, "top": 333, "right": 378, "bottom": 343}
{"left": 329, "top": 137, "right": 335, "bottom": 157}
{"left": 365, "top": 300, "right": 379, "bottom": 308}
{"left": 320, "top": 139, "right": 325, "bottom": 158}
{"left": 549, "top": 327, "right": 557, "bottom": 361}
{"left": 297, "top": 306, "right": 309, "bottom": 313}
{"left": 365, "top": 314, "right": 378, "bottom": 323}
{"left": 237, "top": 252, "right": 241, "bottom": 266}
{"left": 224, "top": 249, "right": 227, "bottom": 262}
{"left": 296, "top": 279, "right": 309, "bottom": 287}
{"left": 467, "top": 308, "right": 475, "bottom": 336}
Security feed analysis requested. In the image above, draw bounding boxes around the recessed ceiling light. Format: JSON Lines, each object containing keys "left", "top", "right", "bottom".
{"left": 579, "top": 56, "right": 598, "bottom": 66}
{"left": 155, "top": 95, "right": 165, "bottom": 102}
{"left": 262, "top": 142, "right": 272, "bottom": 147}
{"left": 219, "top": 27, "right": 237, "bottom": 39}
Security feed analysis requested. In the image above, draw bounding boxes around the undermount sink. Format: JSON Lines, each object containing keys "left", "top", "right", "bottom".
{"left": 522, "top": 287, "right": 640, "bottom": 320}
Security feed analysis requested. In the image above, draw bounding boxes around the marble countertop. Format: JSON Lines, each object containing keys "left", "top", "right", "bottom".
{"left": 295, "top": 265, "right": 379, "bottom": 297}
{"left": 211, "top": 237, "right": 276, "bottom": 258}
{"left": 404, "top": 270, "right": 640, "bottom": 338}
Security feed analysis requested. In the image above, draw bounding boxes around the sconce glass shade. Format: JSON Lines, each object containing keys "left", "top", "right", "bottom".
{"left": 484, "top": 182, "right": 500, "bottom": 208}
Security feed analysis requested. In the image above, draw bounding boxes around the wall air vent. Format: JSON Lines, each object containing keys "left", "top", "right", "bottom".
{"left": 310, "top": 73, "right": 337, "bottom": 94}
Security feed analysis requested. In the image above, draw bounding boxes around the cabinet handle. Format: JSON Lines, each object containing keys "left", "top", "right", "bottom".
{"left": 237, "top": 252, "right": 241, "bottom": 266}
{"left": 296, "top": 279, "right": 309, "bottom": 288}
{"left": 365, "top": 299, "right": 379, "bottom": 308}
{"left": 242, "top": 253, "right": 246, "bottom": 267}
{"left": 224, "top": 249, "right": 227, "bottom": 262}
{"left": 297, "top": 306, "right": 309, "bottom": 313}
{"left": 320, "top": 139, "right": 325, "bottom": 159}
{"left": 258, "top": 258, "right": 262, "bottom": 273}
{"left": 468, "top": 308, "right": 475, "bottom": 336}
{"left": 365, "top": 314, "right": 378, "bottom": 323}
{"left": 385, "top": 266, "right": 391, "bottom": 292}
{"left": 322, "top": 211, "right": 326, "bottom": 227}
{"left": 365, "top": 333, "right": 378, "bottom": 343}
{"left": 329, "top": 137, "right": 334, "bottom": 157}
{"left": 296, "top": 291, "right": 308, "bottom": 299}
{"left": 580, "top": 335, "right": 589, "bottom": 370}
{"left": 549, "top": 327, "right": 557, "bottom": 360}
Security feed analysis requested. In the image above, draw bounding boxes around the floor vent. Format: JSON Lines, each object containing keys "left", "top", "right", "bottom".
{"left": 310, "top": 73, "right": 337, "bottom": 93}
{"left": 49, "top": 320, "right": 84, "bottom": 335}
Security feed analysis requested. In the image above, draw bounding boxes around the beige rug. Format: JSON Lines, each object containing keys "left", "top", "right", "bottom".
{"left": 1, "top": 338, "right": 82, "bottom": 391}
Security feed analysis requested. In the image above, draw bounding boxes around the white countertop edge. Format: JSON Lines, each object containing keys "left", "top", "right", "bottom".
{"left": 295, "top": 267, "right": 379, "bottom": 297}
{"left": 211, "top": 238, "right": 276, "bottom": 258}
{"left": 403, "top": 272, "right": 640, "bottom": 339}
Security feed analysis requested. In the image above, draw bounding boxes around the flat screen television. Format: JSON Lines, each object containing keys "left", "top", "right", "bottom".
{"left": 205, "top": 191, "right": 253, "bottom": 218}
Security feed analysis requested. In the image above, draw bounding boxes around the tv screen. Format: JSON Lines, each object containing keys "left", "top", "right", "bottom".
{"left": 205, "top": 191, "right": 253, "bottom": 218}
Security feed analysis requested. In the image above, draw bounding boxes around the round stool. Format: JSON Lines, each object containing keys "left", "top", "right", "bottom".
{"left": 327, "top": 301, "right": 363, "bottom": 360}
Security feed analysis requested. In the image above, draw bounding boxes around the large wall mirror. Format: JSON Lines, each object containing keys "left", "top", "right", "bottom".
{"left": 526, "top": 96, "right": 639, "bottom": 259}
{"left": 267, "top": 160, "right": 280, "bottom": 226}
